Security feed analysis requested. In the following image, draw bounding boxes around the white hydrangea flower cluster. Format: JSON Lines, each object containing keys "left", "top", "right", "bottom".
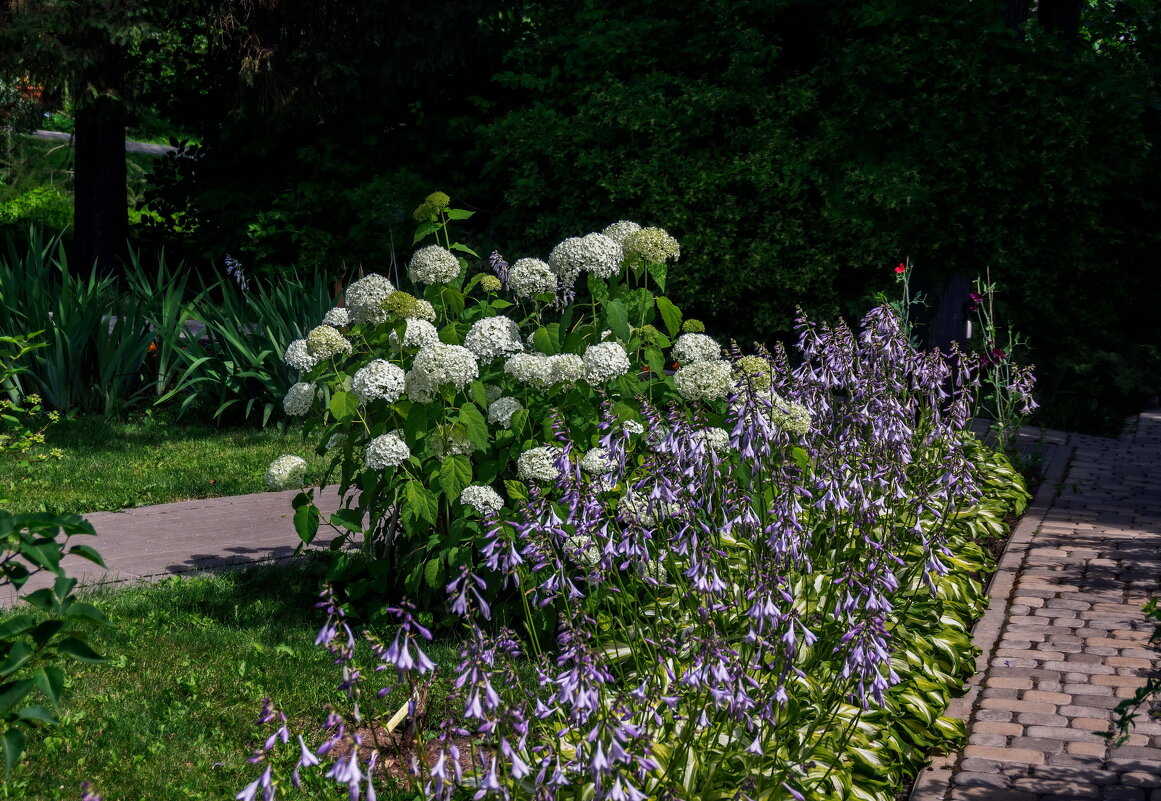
{"left": 693, "top": 427, "right": 731, "bottom": 452}
{"left": 506, "top": 258, "right": 557, "bottom": 298}
{"left": 672, "top": 332, "right": 721, "bottom": 365}
{"left": 264, "top": 455, "right": 307, "bottom": 490}
{"left": 769, "top": 392, "right": 813, "bottom": 436}
{"left": 602, "top": 220, "right": 641, "bottom": 244}
{"left": 580, "top": 447, "right": 615, "bottom": 475}
{"left": 487, "top": 396, "right": 523, "bottom": 429}
{"left": 432, "top": 424, "right": 474, "bottom": 460}
{"left": 622, "top": 226, "right": 681, "bottom": 264}
{"left": 284, "top": 339, "right": 319, "bottom": 373}
{"left": 645, "top": 423, "right": 672, "bottom": 451}
{"left": 352, "top": 359, "right": 406, "bottom": 404}
{"left": 345, "top": 274, "right": 395, "bottom": 325}
{"left": 547, "top": 353, "right": 586, "bottom": 385}
{"left": 408, "top": 245, "right": 461, "bottom": 285}
{"left": 517, "top": 446, "right": 562, "bottom": 482}
{"left": 503, "top": 353, "right": 552, "bottom": 388}
{"left": 322, "top": 307, "right": 350, "bottom": 328}
{"left": 405, "top": 371, "right": 435, "bottom": 403}
{"left": 674, "top": 359, "right": 734, "bottom": 402}
{"left": 464, "top": 317, "right": 524, "bottom": 364}
{"left": 565, "top": 535, "right": 601, "bottom": 568}
{"left": 388, "top": 319, "right": 439, "bottom": 351}
{"left": 306, "top": 325, "right": 352, "bottom": 360}
{"left": 583, "top": 342, "right": 631, "bottom": 384}
{"left": 408, "top": 343, "right": 479, "bottom": 395}
{"left": 366, "top": 431, "right": 410, "bottom": 469}
{"left": 623, "top": 419, "right": 645, "bottom": 436}
{"left": 283, "top": 382, "right": 318, "bottom": 416}
{"left": 617, "top": 490, "right": 668, "bottom": 527}
{"left": 549, "top": 233, "right": 624, "bottom": 284}
{"left": 459, "top": 484, "right": 504, "bottom": 515}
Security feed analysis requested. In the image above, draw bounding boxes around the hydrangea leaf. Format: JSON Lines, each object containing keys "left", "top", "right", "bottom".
{"left": 458, "top": 403, "right": 489, "bottom": 451}
{"left": 404, "top": 404, "right": 428, "bottom": 443}
{"left": 424, "top": 558, "right": 445, "bottom": 590}
{"left": 645, "top": 346, "right": 667, "bottom": 376}
{"left": 655, "top": 296, "right": 683, "bottom": 338}
{"left": 646, "top": 259, "right": 667, "bottom": 292}
{"left": 329, "top": 391, "right": 360, "bottom": 422}
{"left": 329, "top": 508, "right": 364, "bottom": 534}
{"left": 446, "top": 209, "right": 474, "bottom": 220}
{"left": 792, "top": 446, "right": 811, "bottom": 472}
{"left": 404, "top": 480, "right": 439, "bottom": 526}
{"left": 470, "top": 381, "right": 489, "bottom": 410}
{"left": 504, "top": 479, "right": 529, "bottom": 501}
{"left": 294, "top": 502, "right": 320, "bottom": 544}
{"left": 605, "top": 299, "right": 630, "bottom": 341}
{"left": 587, "top": 271, "right": 610, "bottom": 303}
{"left": 439, "top": 455, "right": 473, "bottom": 501}
{"left": 412, "top": 220, "right": 439, "bottom": 244}
{"left": 54, "top": 637, "right": 103, "bottom": 663}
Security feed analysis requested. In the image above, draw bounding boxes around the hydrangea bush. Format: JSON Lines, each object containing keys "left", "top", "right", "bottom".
{"left": 268, "top": 193, "right": 705, "bottom": 609}
{"left": 246, "top": 298, "right": 1031, "bottom": 801}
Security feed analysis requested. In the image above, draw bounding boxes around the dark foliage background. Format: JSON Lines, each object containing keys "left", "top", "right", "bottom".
{"left": 107, "top": 0, "right": 1161, "bottom": 434}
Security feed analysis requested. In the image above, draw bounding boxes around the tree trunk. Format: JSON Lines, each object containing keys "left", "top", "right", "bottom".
{"left": 72, "top": 43, "right": 128, "bottom": 278}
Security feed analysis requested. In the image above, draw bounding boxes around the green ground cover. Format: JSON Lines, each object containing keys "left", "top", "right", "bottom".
{"left": 0, "top": 415, "right": 327, "bottom": 514}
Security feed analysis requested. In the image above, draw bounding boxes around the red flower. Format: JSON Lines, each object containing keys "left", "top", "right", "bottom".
{"left": 894, "top": 263, "right": 907, "bottom": 275}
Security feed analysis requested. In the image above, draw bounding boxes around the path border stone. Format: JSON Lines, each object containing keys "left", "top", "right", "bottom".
{"left": 910, "top": 434, "right": 1076, "bottom": 800}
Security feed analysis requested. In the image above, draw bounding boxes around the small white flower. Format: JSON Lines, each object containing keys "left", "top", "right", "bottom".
{"left": 345, "top": 274, "right": 395, "bottom": 325}
{"left": 366, "top": 431, "right": 410, "bottom": 469}
{"left": 352, "top": 360, "right": 406, "bottom": 404}
{"left": 622, "top": 226, "right": 680, "bottom": 264}
{"left": 459, "top": 485, "right": 504, "bottom": 515}
{"left": 549, "top": 233, "right": 623, "bottom": 284}
{"left": 322, "top": 307, "right": 350, "bottom": 328}
{"left": 284, "top": 339, "right": 319, "bottom": 373}
{"left": 306, "top": 325, "right": 352, "bottom": 360}
{"left": 487, "top": 396, "right": 523, "bottom": 429}
{"left": 404, "top": 370, "right": 435, "bottom": 403}
{"left": 464, "top": 316, "right": 524, "bottom": 364}
{"left": 283, "top": 382, "right": 318, "bottom": 416}
{"left": 410, "top": 343, "right": 479, "bottom": 391}
{"left": 565, "top": 535, "right": 601, "bottom": 568}
{"left": 408, "top": 245, "right": 461, "bottom": 285}
{"left": 674, "top": 359, "right": 733, "bottom": 402}
{"left": 617, "top": 490, "right": 657, "bottom": 527}
{"left": 547, "top": 353, "right": 586, "bottom": 385}
{"left": 580, "top": 447, "right": 615, "bottom": 475}
{"left": 389, "top": 318, "right": 439, "bottom": 350}
{"left": 265, "top": 455, "right": 308, "bottom": 490}
{"left": 693, "top": 427, "right": 731, "bottom": 452}
{"left": 602, "top": 220, "right": 642, "bottom": 245}
{"left": 769, "top": 392, "right": 812, "bottom": 436}
{"left": 644, "top": 423, "right": 672, "bottom": 451}
{"left": 504, "top": 353, "right": 552, "bottom": 388}
{"left": 506, "top": 258, "right": 557, "bottom": 298}
{"left": 622, "top": 419, "right": 645, "bottom": 436}
{"left": 517, "top": 446, "right": 562, "bottom": 482}
{"left": 672, "top": 333, "right": 721, "bottom": 365}
{"left": 582, "top": 341, "right": 631, "bottom": 384}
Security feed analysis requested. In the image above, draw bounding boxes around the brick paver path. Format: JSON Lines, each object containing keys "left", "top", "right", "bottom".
{"left": 0, "top": 487, "right": 347, "bottom": 606}
{"left": 913, "top": 411, "right": 1161, "bottom": 800}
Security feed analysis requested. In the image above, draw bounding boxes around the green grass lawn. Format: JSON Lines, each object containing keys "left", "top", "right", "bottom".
{"left": 0, "top": 414, "right": 329, "bottom": 514}
{"left": 2, "top": 560, "right": 462, "bottom": 801}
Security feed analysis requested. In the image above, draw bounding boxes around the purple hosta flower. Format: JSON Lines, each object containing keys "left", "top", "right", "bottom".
{"left": 374, "top": 601, "right": 436, "bottom": 675}
{"left": 550, "top": 623, "right": 613, "bottom": 726}
{"left": 224, "top": 253, "right": 249, "bottom": 291}
{"left": 325, "top": 751, "right": 362, "bottom": 801}
{"left": 236, "top": 765, "right": 274, "bottom": 801}
{"left": 80, "top": 783, "right": 102, "bottom": 801}
{"left": 490, "top": 249, "right": 510, "bottom": 283}
{"left": 839, "top": 615, "right": 900, "bottom": 708}
{"left": 315, "top": 587, "right": 357, "bottom": 664}
{"left": 447, "top": 567, "right": 492, "bottom": 619}
{"left": 1008, "top": 363, "right": 1038, "bottom": 414}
